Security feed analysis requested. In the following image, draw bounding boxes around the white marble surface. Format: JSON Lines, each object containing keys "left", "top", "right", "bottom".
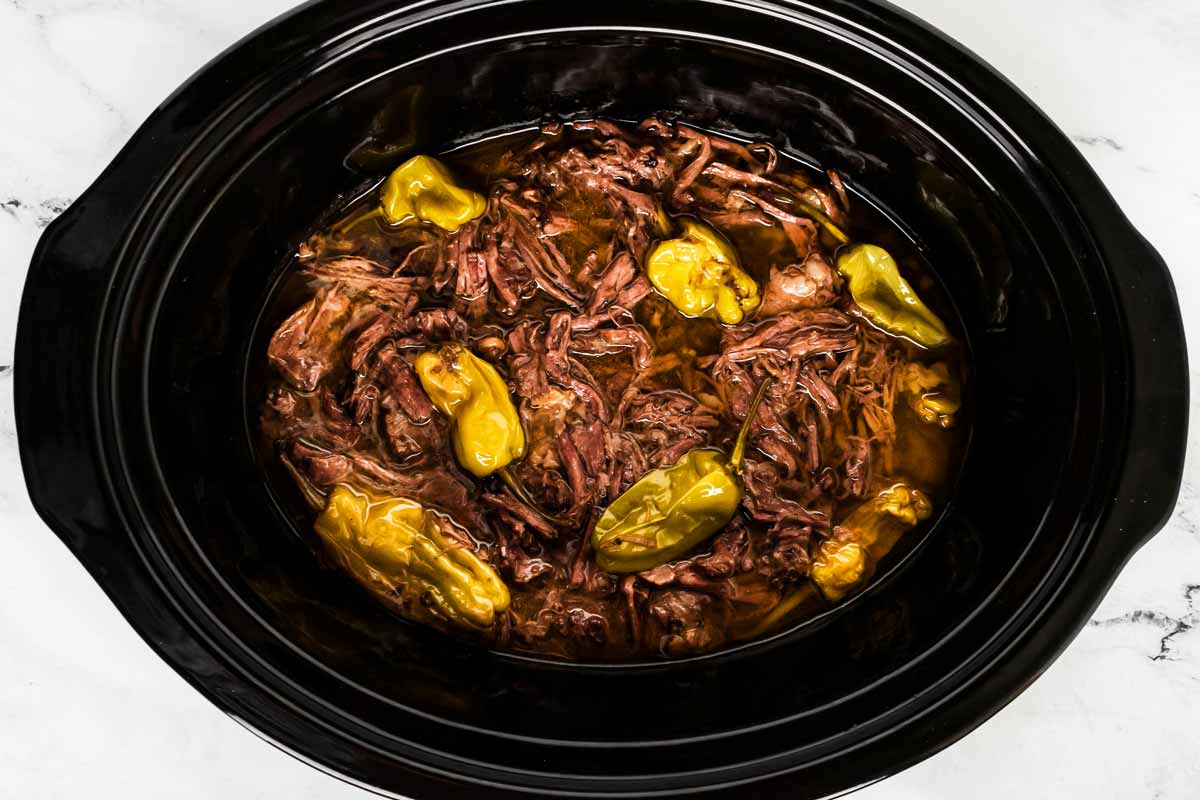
{"left": 1, "top": 0, "right": 1197, "bottom": 797}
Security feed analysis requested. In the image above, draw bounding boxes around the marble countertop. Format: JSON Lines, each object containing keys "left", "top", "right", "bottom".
{"left": 1, "top": 1, "right": 1197, "bottom": 798}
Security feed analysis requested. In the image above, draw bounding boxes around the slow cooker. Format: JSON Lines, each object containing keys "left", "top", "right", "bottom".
{"left": 16, "top": 1, "right": 1188, "bottom": 797}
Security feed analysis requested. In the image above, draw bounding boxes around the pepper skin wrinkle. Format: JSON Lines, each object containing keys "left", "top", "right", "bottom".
{"left": 415, "top": 343, "right": 526, "bottom": 479}
{"left": 314, "top": 485, "right": 510, "bottom": 630}
{"left": 381, "top": 155, "right": 486, "bottom": 231}
{"left": 811, "top": 483, "right": 933, "bottom": 602}
{"left": 645, "top": 219, "right": 761, "bottom": 324}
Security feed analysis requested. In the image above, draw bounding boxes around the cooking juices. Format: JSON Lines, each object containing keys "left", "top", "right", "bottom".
{"left": 260, "top": 118, "right": 967, "bottom": 660}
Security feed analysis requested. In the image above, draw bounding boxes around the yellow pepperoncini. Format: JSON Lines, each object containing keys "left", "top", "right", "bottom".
{"left": 315, "top": 485, "right": 510, "bottom": 630}
{"left": 645, "top": 219, "right": 761, "bottom": 324}
{"left": 415, "top": 343, "right": 526, "bottom": 479}
{"left": 380, "top": 155, "right": 486, "bottom": 231}
{"left": 896, "top": 362, "right": 961, "bottom": 428}
{"left": 835, "top": 244, "right": 951, "bottom": 348}
{"left": 592, "top": 378, "right": 772, "bottom": 573}
{"left": 810, "top": 483, "right": 932, "bottom": 602}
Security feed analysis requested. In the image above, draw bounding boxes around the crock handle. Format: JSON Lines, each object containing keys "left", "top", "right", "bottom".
{"left": 15, "top": 197, "right": 140, "bottom": 580}
{"left": 1102, "top": 228, "right": 1189, "bottom": 557}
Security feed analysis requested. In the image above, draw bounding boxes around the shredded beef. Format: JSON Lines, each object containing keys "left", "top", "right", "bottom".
{"left": 760, "top": 252, "right": 841, "bottom": 316}
{"left": 268, "top": 284, "right": 353, "bottom": 392}
{"left": 263, "top": 115, "right": 949, "bottom": 660}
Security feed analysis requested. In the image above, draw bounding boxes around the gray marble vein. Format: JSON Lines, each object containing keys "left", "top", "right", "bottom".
{"left": 1089, "top": 584, "right": 1200, "bottom": 662}
{"left": 1073, "top": 135, "right": 1125, "bottom": 151}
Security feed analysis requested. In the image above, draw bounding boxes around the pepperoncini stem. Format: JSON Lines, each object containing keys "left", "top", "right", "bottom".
{"left": 331, "top": 205, "right": 385, "bottom": 239}
{"left": 730, "top": 376, "right": 773, "bottom": 473}
{"left": 380, "top": 155, "right": 486, "bottom": 231}
{"left": 498, "top": 466, "right": 571, "bottom": 527}
{"left": 645, "top": 219, "right": 761, "bottom": 324}
{"left": 415, "top": 343, "right": 526, "bottom": 479}
{"left": 791, "top": 195, "right": 850, "bottom": 245}
{"left": 741, "top": 585, "right": 819, "bottom": 640}
{"left": 771, "top": 174, "right": 849, "bottom": 243}
{"left": 280, "top": 452, "right": 328, "bottom": 511}
{"left": 835, "top": 244, "right": 951, "bottom": 349}
{"left": 314, "top": 485, "right": 510, "bottom": 631}
{"left": 652, "top": 203, "right": 673, "bottom": 238}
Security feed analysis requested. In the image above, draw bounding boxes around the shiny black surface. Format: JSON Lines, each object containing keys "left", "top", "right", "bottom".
{"left": 15, "top": 1, "right": 1188, "bottom": 798}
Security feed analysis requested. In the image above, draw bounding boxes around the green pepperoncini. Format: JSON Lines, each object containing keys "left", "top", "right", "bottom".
{"left": 314, "top": 485, "right": 510, "bottom": 630}
{"left": 835, "top": 244, "right": 951, "bottom": 348}
{"left": 592, "top": 378, "right": 772, "bottom": 573}
{"left": 414, "top": 343, "right": 526, "bottom": 479}
{"left": 645, "top": 219, "right": 761, "bottom": 325}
